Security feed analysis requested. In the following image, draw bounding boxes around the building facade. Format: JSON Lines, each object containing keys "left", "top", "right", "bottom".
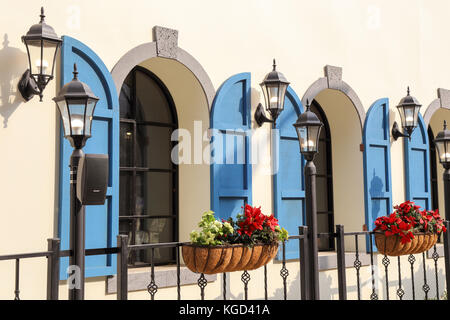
{"left": 0, "top": 0, "right": 450, "bottom": 300}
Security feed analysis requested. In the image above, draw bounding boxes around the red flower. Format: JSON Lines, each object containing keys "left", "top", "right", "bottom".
{"left": 238, "top": 204, "right": 266, "bottom": 236}
{"left": 264, "top": 214, "right": 279, "bottom": 232}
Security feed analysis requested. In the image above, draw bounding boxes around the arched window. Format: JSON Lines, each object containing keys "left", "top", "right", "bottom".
{"left": 310, "top": 100, "right": 335, "bottom": 251}
{"left": 119, "top": 66, "right": 178, "bottom": 267}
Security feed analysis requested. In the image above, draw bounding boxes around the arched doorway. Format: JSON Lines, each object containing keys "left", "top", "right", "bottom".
{"left": 310, "top": 100, "right": 334, "bottom": 251}
{"left": 119, "top": 66, "right": 178, "bottom": 266}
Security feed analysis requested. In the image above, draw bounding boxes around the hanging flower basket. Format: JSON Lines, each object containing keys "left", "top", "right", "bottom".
{"left": 373, "top": 201, "right": 445, "bottom": 256}
{"left": 182, "top": 243, "right": 279, "bottom": 274}
{"left": 183, "top": 206, "right": 288, "bottom": 275}
{"left": 374, "top": 232, "right": 438, "bottom": 256}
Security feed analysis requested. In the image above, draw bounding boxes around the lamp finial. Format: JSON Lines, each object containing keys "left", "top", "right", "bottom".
{"left": 273, "top": 58, "right": 276, "bottom": 71}
{"left": 407, "top": 86, "right": 410, "bottom": 96}
{"left": 445, "top": 120, "right": 447, "bottom": 131}
{"left": 73, "top": 63, "right": 78, "bottom": 80}
{"left": 306, "top": 99, "right": 310, "bottom": 111}
{"left": 40, "top": 7, "right": 45, "bottom": 23}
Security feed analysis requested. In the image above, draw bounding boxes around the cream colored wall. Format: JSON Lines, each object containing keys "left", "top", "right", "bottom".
{"left": 1, "top": 0, "right": 450, "bottom": 299}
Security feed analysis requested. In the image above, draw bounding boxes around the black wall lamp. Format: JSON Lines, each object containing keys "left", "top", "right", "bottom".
{"left": 254, "top": 59, "right": 290, "bottom": 127}
{"left": 19, "top": 7, "right": 62, "bottom": 102}
{"left": 392, "top": 87, "right": 422, "bottom": 140}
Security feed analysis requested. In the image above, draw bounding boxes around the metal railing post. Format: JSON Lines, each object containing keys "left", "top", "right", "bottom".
{"left": 299, "top": 226, "right": 309, "bottom": 300}
{"left": 117, "top": 234, "right": 129, "bottom": 300}
{"left": 335, "top": 225, "right": 347, "bottom": 300}
{"left": 46, "top": 238, "right": 60, "bottom": 300}
{"left": 443, "top": 221, "right": 450, "bottom": 298}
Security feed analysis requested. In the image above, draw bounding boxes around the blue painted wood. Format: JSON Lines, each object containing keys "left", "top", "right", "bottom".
{"left": 273, "top": 87, "right": 305, "bottom": 259}
{"left": 363, "top": 98, "right": 393, "bottom": 251}
{"left": 210, "top": 73, "right": 251, "bottom": 220}
{"left": 404, "top": 113, "right": 432, "bottom": 211}
{"left": 59, "top": 36, "right": 119, "bottom": 279}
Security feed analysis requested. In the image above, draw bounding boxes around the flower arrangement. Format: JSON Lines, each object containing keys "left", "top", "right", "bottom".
{"left": 374, "top": 200, "right": 446, "bottom": 244}
{"left": 183, "top": 204, "right": 289, "bottom": 274}
{"left": 189, "top": 204, "right": 289, "bottom": 247}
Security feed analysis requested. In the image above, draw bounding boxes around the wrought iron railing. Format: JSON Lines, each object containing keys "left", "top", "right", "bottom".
{"left": 1, "top": 222, "right": 450, "bottom": 300}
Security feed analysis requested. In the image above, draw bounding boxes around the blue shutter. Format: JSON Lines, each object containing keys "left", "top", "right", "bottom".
{"left": 363, "top": 98, "right": 393, "bottom": 250}
{"left": 273, "top": 87, "right": 305, "bottom": 259}
{"left": 59, "top": 36, "right": 119, "bottom": 279}
{"left": 404, "top": 113, "right": 432, "bottom": 210}
{"left": 210, "top": 73, "right": 251, "bottom": 220}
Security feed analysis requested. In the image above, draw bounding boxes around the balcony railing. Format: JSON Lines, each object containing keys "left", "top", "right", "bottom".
{"left": 1, "top": 222, "right": 449, "bottom": 300}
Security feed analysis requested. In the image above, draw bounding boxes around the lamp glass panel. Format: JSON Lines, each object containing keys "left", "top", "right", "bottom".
{"left": 25, "top": 39, "right": 58, "bottom": 78}
{"left": 83, "top": 99, "right": 97, "bottom": 137}
{"left": 446, "top": 141, "right": 450, "bottom": 163}
{"left": 296, "top": 125, "right": 321, "bottom": 153}
{"left": 25, "top": 39, "right": 42, "bottom": 78}
{"left": 267, "top": 83, "right": 280, "bottom": 111}
{"left": 403, "top": 105, "right": 415, "bottom": 127}
{"left": 277, "top": 83, "right": 288, "bottom": 112}
{"left": 397, "top": 105, "right": 406, "bottom": 129}
{"left": 438, "top": 140, "right": 450, "bottom": 164}
{"left": 412, "top": 105, "right": 421, "bottom": 128}
{"left": 260, "top": 83, "right": 270, "bottom": 113}
{"left": 56, "top": 99, "right": 71, "bottom": 136}
{"left": 307, "top": 125, "right": 322, "bottom": 153}
{"left": 41, "top": 40, "right": 58, "bottom": 77}
{"left": 296, "top": 125, "right": 308, "bottom": 153}
{"left": 68, "top": 102, "right": 87, "bottom": 135}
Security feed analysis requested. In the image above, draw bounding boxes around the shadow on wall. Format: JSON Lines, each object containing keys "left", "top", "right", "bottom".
{"left": 370, "top": 169, "right": 384, "bottom": 221}
{"left": 0, "top": 34, "right": 27, "bottom": 127}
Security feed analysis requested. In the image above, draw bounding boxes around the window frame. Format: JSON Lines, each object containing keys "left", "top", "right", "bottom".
{"left": 310, "top": 100, "right": 335, "bottom": 251}
{"left": 119, "top": 66, "right": 179, "bottom": 268}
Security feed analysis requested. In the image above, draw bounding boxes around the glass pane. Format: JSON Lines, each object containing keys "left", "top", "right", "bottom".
{"left": 317, "top": 214, "right": 330, "bottom": 250}
{"left": 56, "top": 100, "right": 71, "bottom": 136}
{"left": 316, "top": 176, "right": 329, "bottom": 213}
{"left": 135, "top": 125, "right": 173, "bottom": 168}
{"left": 136, "top": 172, "right": 173, "bottom": 215}
{"left": 296, "top": 126, "right": 308, "bottom": 152}
{"left": 42, "top": 40, "right": 58, "bottom": 77}
{"left": 26, "top": 39, "right": 58, "bottom": 77}
{"left": 278, "top": 83, "right": 288, "bottom": 111}
{"left": 119, "top": 220, "right": 133, "bottom": 238}
{"left": 120, "top": 123, "right": 133, "bottom": 167}
{"left": 119, "top": 172, "right": 133, "bottom": 216}
{"left": 25, "top": 40, "right": 41, "bottom": 77}
{"left": 68, "top": 103, "right": 87, "bottom": 135}
{"left": 119, "top": 74, "right": 133, "bottom": 119}
{"left": 404, "top": 106, "right": 415, "bottom": 127}
{"left": 83, "top": 100, "right": 96, "bottom": 136}
{"left": 130, "top": 218, "right": 175, "bottom": 265}
{"left": 135, "top": 70, "right": 172, "bottom": 123}
{"left": 267, "top": 84, "right": 279, "bottom": 110}
{"left": 314, "top": 139, "right": 327, "bottom": 175}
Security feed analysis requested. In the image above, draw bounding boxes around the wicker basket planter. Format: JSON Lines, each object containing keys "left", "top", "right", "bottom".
{"left": 374, "top": 232, "right": 438, "bottom": 256}
{"left": 182, "top": 243, "right": 279, "bottom": 274}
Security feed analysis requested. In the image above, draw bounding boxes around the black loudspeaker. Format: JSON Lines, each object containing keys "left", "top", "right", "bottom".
{"left": 76, "top": 154, "right": 109, "bottom": 205}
